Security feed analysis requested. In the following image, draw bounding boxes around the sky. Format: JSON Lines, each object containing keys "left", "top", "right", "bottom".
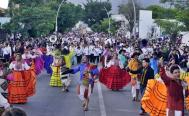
{"left": 67, "top": 0, "right": 161, "bottom": 14}
{"left": 0, "top": 0, "right": 9, "bottom": 9}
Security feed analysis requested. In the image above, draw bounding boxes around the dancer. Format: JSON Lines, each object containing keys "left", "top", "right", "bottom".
{"left": 127, "top": 52, "right": 141, "bottom": 101}
{"left": 100, "top": 53, "right": 131, "bottom": 91}
{"left": 139, "top": 58, "right": 154, "bottom": 115}
{"left": 60, "top": 47, "right": 74, "bottom": 92}
{"left": 49, "top": 54, "right": 63, "bottom": 87}
{"left": 66, "top": 56, "right": 99, "bottom": 111}
{"left": 159, "top": 58, "right": 188, "bottom": 116}
{"left": 8, "top": 53, "right": 30, "bottom": 104}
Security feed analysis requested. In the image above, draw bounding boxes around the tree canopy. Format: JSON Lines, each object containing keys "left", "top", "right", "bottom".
{"left": 3, "top": 0, "right": 84, "bottom": 37}
{"left": 118, "top": 0, "right": 140, "bottom": 33}
{"left": 83, "top": 0, "right": 112, "bottom": 27}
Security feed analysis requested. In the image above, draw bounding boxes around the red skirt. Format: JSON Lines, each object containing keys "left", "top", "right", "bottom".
{"left": 99, "top": 66, "right": 131, "bottom": 90}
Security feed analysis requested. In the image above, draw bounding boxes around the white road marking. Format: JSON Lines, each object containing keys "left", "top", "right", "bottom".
{"left": 97, "top": 82, "right": 107, "bottom": 116}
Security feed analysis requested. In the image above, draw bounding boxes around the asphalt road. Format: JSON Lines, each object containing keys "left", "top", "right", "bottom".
{"left": 14, "top": 70, "right": 141, "bottom": 116}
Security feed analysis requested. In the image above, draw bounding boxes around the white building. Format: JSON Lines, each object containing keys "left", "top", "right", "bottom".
{"left": 180, "top": 32, "right": 189, "bottom": 45}
{"left": 139, "top": 10, "right": 160, "bottom": 39}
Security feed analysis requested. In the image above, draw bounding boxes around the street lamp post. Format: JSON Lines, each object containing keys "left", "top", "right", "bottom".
{"left": 55, "top": 0, "right": 66, "bottom": 33}
{"left": 104, "top": 7, "right": 110, "bottom": 37}
{"left": 131, "top": 0, "right": 136, "bottom": 39}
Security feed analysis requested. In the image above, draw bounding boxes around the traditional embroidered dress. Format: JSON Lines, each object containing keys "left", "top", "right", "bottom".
{"left": 42, "top": 54, "right": 53, "bottom": 75}
{"left": 141, "top": 79, "right": 167, "bottom": 116}
{"left": 22, "top": 53, "right": 36, "bottom": 66}
{"left": 22, "top": 52, "right": 37, "bottom": 97}
{"left": 49, "top": 57, "right": 63, "bottom": 87}
{"left": 72, "top": 64, "right": 98, "bottom": 111}
{"left": 8, "top": 61, "right": 30, "bottom": 104}
{"left": 33, "top": 49, "right": 44, "bottom": 75}
{"left": 128, "top": 58, "right": 141, "bottom": 99}
{"left": 141, "top": 72, "right": 189, "bottom": 116}
{"left": 100, "top": 59, "right": 131, "bottom": 90}
{"left": 72, "top": 63, "right": 99, "bottom": 99}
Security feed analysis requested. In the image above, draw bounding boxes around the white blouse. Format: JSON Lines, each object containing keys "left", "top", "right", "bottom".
{"left": 107, "top": 60, "right": 124, "bottom": 69}
{"left": 22, "top": 53, "right": 36, "bottom": 59}
{"left": 9, "top": 61, "right": 30, "bottom": 71}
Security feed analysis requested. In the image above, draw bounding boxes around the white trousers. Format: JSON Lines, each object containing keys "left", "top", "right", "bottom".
{"left": 131, "top": 81, "right": 140, "bottom": 98}
{"left": 0, "top": 93, "right": 10, "bottom": 109}
{"left": 166, "top": 109, "right": 182, "bottom": 116}
{"left": 61, "top": 74, "right": 71, "bottom": 87}
{"left": 78, "top": 84, "right": 92, "bottom": 101}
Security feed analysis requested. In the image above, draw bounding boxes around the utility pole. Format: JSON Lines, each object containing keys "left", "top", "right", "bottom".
{"left": 131, "top": 0, "right": 136, "bottom": 39}
{"left": 104, "top": 7, "right": 110, "bottom": 37}
{"left": 55, "top": 0, "right": 66, "bottom": 33}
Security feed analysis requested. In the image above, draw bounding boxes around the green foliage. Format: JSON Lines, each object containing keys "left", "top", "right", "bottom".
{"left": 118, "top": 0, "right": 140, "bottom": 33}
{"left": 83, "top": 0, "right": 112, "bottom": 27}
{"left": 147, "top": 5, "right": 177, "bottom": 19}
{"left": 160, "top": 0, "right": 189, "bottom": 9}
{"left": 3, "top": 0, "right": 84, "bottom": 37}
{"left": 58, "top": 3, "right": 84, "bottom": 32}
{"left": 91, "top": 18, "right": 118, "bottom": 35}
{"left": 176, "top": 9, "right": 189, "bottom": 30}
{"left": 155, "top": 19, "right": 186, "bottom": 35}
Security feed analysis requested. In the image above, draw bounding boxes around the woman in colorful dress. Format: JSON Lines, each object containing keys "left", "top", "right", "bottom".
{"left": 127, "top": 52, "right": 141, "bottom": 101}
{"left": 100, "top": 53, "right": 131, "bottom": 91}
{"left": 49, "top": 54, "right": 63, "bottom": 87}
{"left": 8, "top": 53, "right": 30, "bottom": 104}
{"left": 33, "top": 48, "right": 44, "bottom": 75}
{"left": 141, "top": 58, "right": 189, "bottom": 116}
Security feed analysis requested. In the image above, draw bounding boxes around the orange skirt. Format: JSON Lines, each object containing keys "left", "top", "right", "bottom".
{"left": 141, "top": 79, "right": 167, "bottom": 116}
{"left": 25, "top": 69, "right": 36, "bottom": 97}
{"left": 8, "top": 69, "right": 36, "bottom": 104}
{"left": 8, "top": 71, "right": 28, "bottom": 104}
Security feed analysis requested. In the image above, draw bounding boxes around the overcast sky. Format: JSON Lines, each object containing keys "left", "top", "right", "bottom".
{"left": 67, "top": 0, "right": 162, "bottom": 14}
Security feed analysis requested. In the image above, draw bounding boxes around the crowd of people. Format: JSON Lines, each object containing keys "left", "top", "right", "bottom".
{"left": 0, "top": 31, "right": 189, "bottom": 115}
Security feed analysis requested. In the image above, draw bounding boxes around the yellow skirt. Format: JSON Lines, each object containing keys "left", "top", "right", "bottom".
{"left": 49, "top": 66, "right": 62, "bottom": 87}
{"left": 141, "top": 79, "right": 167, "bottom": 116}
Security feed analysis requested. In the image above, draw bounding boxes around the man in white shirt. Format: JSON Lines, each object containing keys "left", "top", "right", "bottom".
{"left": 75, "top": 46, "right": 83, "bottom": 64}
{"left": 2, "top": 43, "right": 12, "bottom": 62}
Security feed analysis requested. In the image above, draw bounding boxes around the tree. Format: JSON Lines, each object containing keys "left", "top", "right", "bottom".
{"left": 3, "top": 5, "right": 56, "bottom": 37}
{"left": 91, "top": 18, "right": 118, "bottom": 35}
{"left": 118, "top": 0, "right": 140, "bottom": 34}
{"left": 160, "top": 0, "right": 189, "bottom": 9}
{"left": 83, "top": 0, "right": 112, "bottom": 27}
{"left": 3, "top": 0, "right": 84, "bottom": 37}
{"left": 155, "top": 19, "right": 186, "bottom": 42}
{"left": 58, "top": 3, "right": 84, "bottom": 32}
{"left": 147, "top": 5, "right": 177, "bottom": 19}
{"left": 176, "top": 9, "right": 189, "bottom": 31}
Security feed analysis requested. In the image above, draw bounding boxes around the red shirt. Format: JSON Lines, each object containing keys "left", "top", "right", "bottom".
{"left": 160, "top": 67, "right": 184, "bottom": 111}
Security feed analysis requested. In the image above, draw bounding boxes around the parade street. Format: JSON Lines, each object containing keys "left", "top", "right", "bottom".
{"left": 15, "top": 71, "right": 140, "bottom": 116}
